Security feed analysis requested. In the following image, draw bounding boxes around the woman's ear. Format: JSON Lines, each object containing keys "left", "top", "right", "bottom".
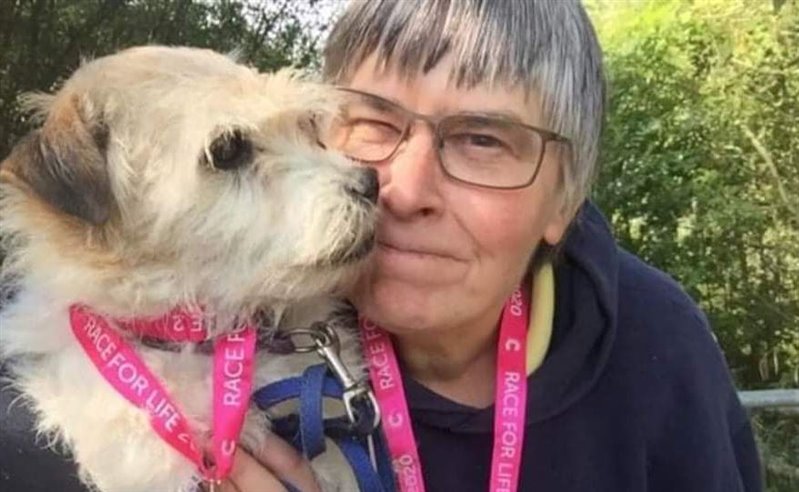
{"left": 542, "top": 204, "right": 573, "bottom": 247}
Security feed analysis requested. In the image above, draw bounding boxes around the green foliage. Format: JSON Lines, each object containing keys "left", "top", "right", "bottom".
{"left": 0, "top": 0, "right": 326, "bottom": 159}
{"left": 589, "top": 0, "right": 799, "bottom": 390}
{"left": 752, "top": 411, "right": 799, "bottom": 489}
{"left": 589, "top": 2, "right": 799, "bottom": 487}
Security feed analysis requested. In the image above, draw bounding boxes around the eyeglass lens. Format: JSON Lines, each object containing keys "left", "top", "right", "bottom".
{"left": 325, "top": 91, "right": 547, "bottom": 189}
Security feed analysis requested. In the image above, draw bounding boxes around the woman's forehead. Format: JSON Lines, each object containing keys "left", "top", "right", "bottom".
{"left": 345, "top": 54, "right": 545, "bottom": 128}
{"left": 339, "top": 47, "right": 536, "bottom": 95}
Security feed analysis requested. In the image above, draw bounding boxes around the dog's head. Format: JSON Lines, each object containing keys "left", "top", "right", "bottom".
{"left": 0, "top": 46, "right": 377, "bottom": 313}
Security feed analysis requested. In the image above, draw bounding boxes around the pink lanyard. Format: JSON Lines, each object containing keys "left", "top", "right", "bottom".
{"left": 69, "top": 304, "right": 256, "bottom": 484}
{"left": 360, "top": 285, "right": 530, "bottom": 492}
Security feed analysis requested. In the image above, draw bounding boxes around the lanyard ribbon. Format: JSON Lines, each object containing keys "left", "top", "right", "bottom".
{"left": 69, "top": 304, "right": 256, "bottom": 482}
{"left": 360, "top": 285, "right": 529, "bottom": 492}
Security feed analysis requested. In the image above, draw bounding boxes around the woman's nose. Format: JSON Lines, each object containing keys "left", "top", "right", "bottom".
{"left": 376, "top": 128, "right": 445, "bottom": 219}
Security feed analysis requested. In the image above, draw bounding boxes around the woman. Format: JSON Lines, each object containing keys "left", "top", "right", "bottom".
{"left": 223, "top": 1, "right": 762, "bottom": 491}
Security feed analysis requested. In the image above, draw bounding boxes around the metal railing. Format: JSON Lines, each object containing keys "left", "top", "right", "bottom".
{"left": 739, "top": 389, "right": 799, "bottom": 410}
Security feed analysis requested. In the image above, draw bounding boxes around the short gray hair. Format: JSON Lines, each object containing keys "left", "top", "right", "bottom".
{"left": 324, "top": 0, "right": 605, "bottom": 212}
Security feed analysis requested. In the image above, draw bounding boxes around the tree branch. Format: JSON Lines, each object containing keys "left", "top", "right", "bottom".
{"left": 741, "top": 124, "right": 799, "bottom": 226}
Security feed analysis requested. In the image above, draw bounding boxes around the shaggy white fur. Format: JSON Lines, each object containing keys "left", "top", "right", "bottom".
{"left": 0, "top": 46, "right": 377, "bottom": 491}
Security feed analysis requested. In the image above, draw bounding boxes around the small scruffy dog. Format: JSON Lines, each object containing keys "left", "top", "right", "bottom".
{"left": 0, "top": 46, "right": 376, "bottom": 491}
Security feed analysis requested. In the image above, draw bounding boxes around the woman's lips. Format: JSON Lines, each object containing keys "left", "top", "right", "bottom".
{"left": 377, "top": 241, "right": 457, "bottom": 261}
{"left": 376, "top": 238, "right": 467, "bottom": 262}
{"left": 373, "top": 240, "right": 469, "bottom": 284}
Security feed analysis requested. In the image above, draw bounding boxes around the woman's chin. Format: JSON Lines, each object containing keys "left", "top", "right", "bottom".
{"left": 351, "top": 279, "right": 445, "bottom": 335}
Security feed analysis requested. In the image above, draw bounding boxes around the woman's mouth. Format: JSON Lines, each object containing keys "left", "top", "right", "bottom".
{"left": 377, "top": 241, "right": 457, "bottom": 261}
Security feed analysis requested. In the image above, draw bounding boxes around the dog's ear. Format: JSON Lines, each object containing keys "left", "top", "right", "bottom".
{"left": 0, "top": 93, "right": 112, "bottom": 225}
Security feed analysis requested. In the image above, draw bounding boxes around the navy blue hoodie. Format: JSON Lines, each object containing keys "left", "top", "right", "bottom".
{"left": 0, "top": 203, "right": 762, "bottom": 491}
{"left": 402, "top": 203, "right": 763, "bottom": 491}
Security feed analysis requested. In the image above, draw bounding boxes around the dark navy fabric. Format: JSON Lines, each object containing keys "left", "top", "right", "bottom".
{"left": 400, "top": 202, "right": 763, "bottom": 491}
{"left": 0, "top": 366, "right": 88, "bottom": 491}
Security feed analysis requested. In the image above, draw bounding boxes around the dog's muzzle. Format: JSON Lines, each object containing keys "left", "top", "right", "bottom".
{"left": 345, "top": 167, "right": 379, "bottom": 206}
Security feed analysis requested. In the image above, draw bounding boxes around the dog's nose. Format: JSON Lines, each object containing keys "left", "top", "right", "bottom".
{"left": 360, "top": 168, "right": 379, "bottom": 204}
{"left": 347, "top": 168, "right": 379, "bottom": 204}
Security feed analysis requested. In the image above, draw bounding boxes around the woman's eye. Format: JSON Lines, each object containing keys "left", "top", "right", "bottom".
{"left": 350, "top": 119, "right": 401, "bottom": 141}
{"left": 464, "top": 134, "right": 505, "bottom": 148}
{"left": 452, "top": 133, "right": 509, "bottom": 151}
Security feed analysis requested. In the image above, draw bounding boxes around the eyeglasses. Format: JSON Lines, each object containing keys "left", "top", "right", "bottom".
{"left": 324, "top": 88, "right": 570, "bottom": 190}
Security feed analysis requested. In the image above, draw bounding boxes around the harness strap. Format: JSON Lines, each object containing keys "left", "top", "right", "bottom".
{"left": 254, "top": 376, "right": 343, "bottom": 408}
{"left": 253, "top": 365, "right": 396, "bottom": 492}
{"left": 337, "top": 435, "right": 388, "bottom": 492}
{"left": 299, "top": 364, "right": 327, "bottom": 458}
{"left": 281, "top": 480, "right": 303, "bottom": 492}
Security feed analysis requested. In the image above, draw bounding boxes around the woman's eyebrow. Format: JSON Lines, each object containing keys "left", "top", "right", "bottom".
{"left": 356, "top": 90, "right": 531, "bottom": 125}
{"left": 353, "top": 91, "right": 405, "bottom": 113}
{"left": 456, "top": 109, "right": 528, "bottom": 125}
{"left": 367, "top": 97, "right": 400, "bottom": 113}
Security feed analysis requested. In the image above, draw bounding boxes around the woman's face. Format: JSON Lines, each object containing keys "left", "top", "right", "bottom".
{"left": 346, "top": 55, "right": 571, "bottom": 337}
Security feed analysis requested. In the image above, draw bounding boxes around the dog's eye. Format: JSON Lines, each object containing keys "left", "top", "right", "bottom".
{"left": 208, "top": 131, "right": 252, "bottom": 171}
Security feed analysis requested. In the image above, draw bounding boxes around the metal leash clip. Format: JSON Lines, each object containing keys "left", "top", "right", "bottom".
{"left": 317, "top": 323, "right": 381, "bottom": 435}
{"left": 282, "top": 323, "right": 381, "bottom": 432}
{"left": 203, "top": 479, "right": 221, "bottom": 492}
{"left": 310, "top": 322, "right": 383, "bottom": 471}
{"left": 283, "top": 323, "right": 383, "bottom": 470}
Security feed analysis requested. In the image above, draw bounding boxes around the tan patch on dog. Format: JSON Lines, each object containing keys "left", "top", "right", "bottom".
{"left": 1, "top": 92, "right": 113, "bottom": 226}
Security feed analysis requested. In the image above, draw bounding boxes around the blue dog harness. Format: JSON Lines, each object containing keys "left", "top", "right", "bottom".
{"left": 253, "top": 324, "right": 397, "bottom": 492}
